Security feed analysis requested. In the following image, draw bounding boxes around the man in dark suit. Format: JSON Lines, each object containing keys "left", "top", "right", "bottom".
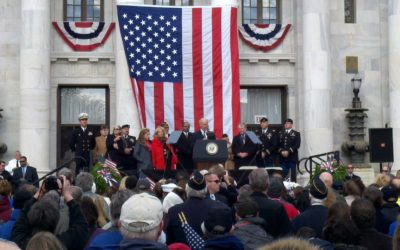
{"left": 278, "top": 118, "right": 301, "bottom": 181}
{"left": 232, "top": 123, "right": 257, "bottom": 168}
{"left": 117, "top": 124, "right": 137, "bottom": 173}
{"left": 12, "top": 156, "right": 39, "bottom": 189}
{"left": 175, "top": 121, "right": 195, "bottom": 169}
{"left": 0, "top": 160, "right": 12, "bottom": 183}
{"left": 256, "top": 117, "right": 278, "bottom": 167}
{"left": 249, "top": 168, "right": 291, "bottom": 238}
{"left": 345, "top": 164, "right": 361, "bottom": 180}
{"left": 69, "top": 113, "right": 95, "bottom": 175}
{"left": 194, "top": 118, "right": 216, "bottom": 141}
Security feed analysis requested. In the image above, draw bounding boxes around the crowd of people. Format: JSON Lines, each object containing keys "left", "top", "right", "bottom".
{"left": 0, "top": 155, "right": 399, "bottom": 249}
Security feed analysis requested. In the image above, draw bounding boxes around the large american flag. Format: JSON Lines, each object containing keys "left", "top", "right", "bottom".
{"left": 117, "top": 4, "right": 240, "bottom": 138}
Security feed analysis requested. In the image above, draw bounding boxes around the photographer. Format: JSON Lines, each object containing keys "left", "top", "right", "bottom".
{"left": 11, "top": 175, "right": 89, "bottom": 250}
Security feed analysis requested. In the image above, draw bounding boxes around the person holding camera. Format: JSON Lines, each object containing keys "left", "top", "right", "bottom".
{"left": 11, "top": 175, "right": 89, "bottom": 250}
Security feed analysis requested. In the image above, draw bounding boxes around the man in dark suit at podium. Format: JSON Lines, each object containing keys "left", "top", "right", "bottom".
{"left": 175, "top": 121, "right": 195, "bottom": 169}
{"left": 232, "top": 123, "right": 257, "bottom": 168}
{"left": 194, "top": 118, "right": 216, "bottom": 141}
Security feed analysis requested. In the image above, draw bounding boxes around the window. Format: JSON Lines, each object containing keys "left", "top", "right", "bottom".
{"left": 242, "top": 0, "right": 280, "bottom": 24}
{"left": 153, "top": 0, "right": 193, "bottom": 6}
{"left": 57, "top": 86, "right": 109, "bottom": 165}
{"left": 240, "top": 87, "right": 286, "bottom": 131}
{"left": 344, "top": 0, "right": 356, "bottom": 23}
{"left": 64, "top": 0, "right": 104, "bottom": 21}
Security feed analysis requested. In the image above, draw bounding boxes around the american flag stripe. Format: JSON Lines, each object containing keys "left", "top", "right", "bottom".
{"left": 118, "top": 5, "right": 240, "bottom": 138}
{"left": 192, "top": 8, "right": 203, "bottom": 132}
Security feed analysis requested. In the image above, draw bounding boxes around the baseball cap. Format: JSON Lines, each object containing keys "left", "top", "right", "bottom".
{"left": 120, "top": 193, "right": 163, "bottom": 233}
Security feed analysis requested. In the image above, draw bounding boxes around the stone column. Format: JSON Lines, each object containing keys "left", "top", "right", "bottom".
{"left": 114, "top": 0, "right": 143, "bottom": 136}
{"left": 302, "top": 0, "right": 333, "bottom": 156}
{"left": 19, "top": 0, "right": 51, "bottom": 173}
{"left": 389, "top": 0, "right": 400, "bottom": 170}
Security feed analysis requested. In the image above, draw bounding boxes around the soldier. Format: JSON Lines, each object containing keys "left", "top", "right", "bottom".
{"left": 69, "top": 113, "right": 95, "bottom": 175}
{"left": 117, "top": 124, "right": 137, "bottom": 173}
{"left": 256, "top": 117, "right": 278, "bottom": 167}
{"left": 278, "top": 118, "right": 301, "bottom": 181}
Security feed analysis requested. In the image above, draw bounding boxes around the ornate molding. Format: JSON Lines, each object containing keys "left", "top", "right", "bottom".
{"left": 239, "top": 53, "right": 296, "bottom": 64}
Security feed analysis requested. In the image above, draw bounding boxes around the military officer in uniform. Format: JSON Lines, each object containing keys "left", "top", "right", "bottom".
{"left": 117, "top": 124, "right": 137, "bottom": 174}
{"left": 69, "top": 113, "right": 96, "bottom": 175}
{"left": 256, "top": 117, "right": 278, "bottom": 167}
{"left": 278, "top": 118, "right": 301, "bottom": 181}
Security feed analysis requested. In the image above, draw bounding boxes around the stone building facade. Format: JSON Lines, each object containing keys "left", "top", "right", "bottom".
{"left": 0, "top": 0, "right": 396, "bottom": 175}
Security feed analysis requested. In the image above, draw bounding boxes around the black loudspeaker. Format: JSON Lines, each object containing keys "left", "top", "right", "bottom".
{"left": 369, "top": 128, "right": 394, "bottom": 163}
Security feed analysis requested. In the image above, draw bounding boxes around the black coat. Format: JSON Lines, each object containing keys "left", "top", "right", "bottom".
{"left": 12, "top": 166, "right": 39, "bottom": 188}
{"left": 250, "top": 192, "right": 292, "bottom": 238}
{"left": 69, "top": 127, "right": 95, "bottom": 155}
{"left": 358, "top": 228, "right": 392, "bottom": 250}
{"left": 292, "top": 205, "right": 328, "bottom": 237}
{"left": 117, "top": 135, "right": 137, "bottom": 170}
{"left": 0, "top": 170, "right": 12, "bottom": 183}
{"left": 256, "top": 128, "right": 278, "bottom": 155}
{"left": 106, "top": 134, "right": 122, "bottom": 166}
{"left": 278, "top": 129, "right": 301, "bottom": 162}
{"left": 175, "top": 132, "right": 195, "bottom": 169}
{"left": 193, "top": 130, "right": 216, "bottom": 141}
{"left": 166, "top": 197, "right": 217, "bottom": 245}
{"left": 11, "top": 198, "right": 89, "bottom": 250}
{"left": 232, "top": 134, "right": 258, "bottom": 168}
{"left": 381, "top": 203, "right": 400, "bottom": 223}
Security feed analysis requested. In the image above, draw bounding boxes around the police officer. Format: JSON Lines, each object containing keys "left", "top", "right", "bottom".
{"left": 117, "top": 124, "right": 137, "bottom": 174}
{"left": 278, "top": 118, "right": 301, "bottom": 181}
{"left": 256, "top": 117, "right": 278, "bottom": 167}
{"left": 69, "top": 113, "right": 95, "bottom": 175}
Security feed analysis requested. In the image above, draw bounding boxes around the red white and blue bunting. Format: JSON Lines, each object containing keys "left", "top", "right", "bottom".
{"left": 238, "top": 24, "right": 291, "bottom": 52}
{"left": 52, "top": 22, "right": 115, "bottom": 51}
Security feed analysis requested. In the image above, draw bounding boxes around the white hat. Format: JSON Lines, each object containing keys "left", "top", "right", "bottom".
{"left": 78, "top": 113, "right": 89, "bottom": 120}
{"left": 161, "top": 183, "right": 180, "bottom": 193}
{"left": 162, "top": 191, "right": 183, "bottom": 214}
{"left": 120, "top": 193, "right": 163, "bottom": 233}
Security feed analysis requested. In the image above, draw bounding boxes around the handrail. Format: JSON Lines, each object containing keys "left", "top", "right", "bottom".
{"left": 297, "top": 150, "right": 340, "bottom": 179}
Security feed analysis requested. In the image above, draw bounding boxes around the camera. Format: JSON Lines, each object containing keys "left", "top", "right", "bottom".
{"left": 44, "top": 176, "right": 63, "bottom": 191}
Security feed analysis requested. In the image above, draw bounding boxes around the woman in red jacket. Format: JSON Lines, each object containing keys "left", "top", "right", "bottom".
{"left": 151, "top": 126, "right": 177, "bottom": 171}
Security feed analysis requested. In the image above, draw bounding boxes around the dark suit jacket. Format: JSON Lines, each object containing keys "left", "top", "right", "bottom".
{"left": 12, "top": 166, "right": 39, "bottom": 188}
{"left": 250, "top": 192, "right": 292, "bottom": 238}
{"left": 256, "top": 128, "right": 278, "bottom": 155}
{"left": 232, "top": 133, "right": 258, "bottom": 167}
{"left": 358, "top": 228, "right": 392, "bottom": 250}
{"left": 0, "top": 171, "right": 12, "bottom": 183}
{"left": 193, "top": 130, "right": 216, "bottom": 141}
{"left": 166, "top": 197, "right": 216, "bottom": 245}
{"left": 69, "top": 127, "right": 95, "bottom": 154}
{"left": 175, "top": 132, "right": 195, "bottom": 169}
{"left": 292, "top": 205, "right": 327, "bottom": 237}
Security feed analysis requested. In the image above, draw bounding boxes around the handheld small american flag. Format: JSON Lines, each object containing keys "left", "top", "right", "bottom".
{"left": 117, "top": 3, "right": 241, "bottom": 138}
{"left": 178, "top": 212, "right": 205, "bottom": 250}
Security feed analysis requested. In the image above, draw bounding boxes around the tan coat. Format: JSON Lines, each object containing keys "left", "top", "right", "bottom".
{"left": 93, "top": 136, "right": 107, "bottom": 163}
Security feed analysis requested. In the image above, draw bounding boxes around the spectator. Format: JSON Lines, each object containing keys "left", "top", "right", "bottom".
{"left": 0, "top": 179, "right": 12, "bottom": 223}
{"left": 319, "top": 172, "right": 345, "bottom": 204}
{"left": 57, "top": 168, "right": 74, "bottom": 185}
{"left": 0, "top": 239, "right": 21, "bottom": 250}
{"left": 292, "top": 186, "right": 310, "bottom": 212}
{"left": 268, "top": 177, "right": 299, "bottom": 220}
{"left": 362, "top": 185, "right": 391, "bottom": 233}
{"left": 259, "top": 237, "right": 320, "bottom": 250}
{"left": 76, "top": 172, "right": 110, "bottom": 227}
{"left": 292, "top": 177, "right": 328, "bottom": 237}
{"left": 237, "top": 184, "right": 252, "bottom": 202}
{"left": 11, "top": 156, "right": 39, "bottom": 189}
{"left": 249, "top": 168, "right": 291, "bottom": 238}
{"left": 343, "top": 180, "right": 361, "bottom": 206}
{"left": 87, "top": 189, "right": 134, "bottom": 249}
{"left": 351, "top": 198, "right": 392, "bottom": 250}
{"left": 124, "top": 176, "right": 138, "bottom": 192}
{"left": 345, "top": 164, "right": 360, "bottom": 181}
{"left": 162, "top": 190, "right": 184, "bottom": 214}
{"left": 375, "top": 173, "right": 390, "bottom": 188}
{"left": 11, "top": 176, "right": 89, "bottom": 250}
{"left": 26, "top": 231, "right": 65, "bottom": 250}
{"left": 166, "top": 170, "right": 216, "bottom": 245}
{"left": 205, "top": 172, "right": 228, "bottom": 204}
{"left": 208, "top": 165, "right": 238, "bottom": 207}
{"left": 233, "top": 199, "right": 273, "bottom": 250}
{"left": 81, "top": 196, "right": 105, "bottom": 248}
{"left": 380, "top": 185, "right": 400, "bottom": 222}
{"left": 0, "top": 189, "right": 32, "bottom": 239}
{"left": 202, "top": 202, "right": 243, "bottom": 250}
{"left": 119, "top": 192, "right": 167, "bottom": 250}
{"left": 322, "top": 201, "right": 361, "bottom": 247}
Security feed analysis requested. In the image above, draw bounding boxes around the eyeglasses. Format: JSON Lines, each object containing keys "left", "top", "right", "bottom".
{"left": 208, "top": 180, "right": 220, "bottom": 184}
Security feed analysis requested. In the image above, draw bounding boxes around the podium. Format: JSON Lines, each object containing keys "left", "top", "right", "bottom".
{"left": 193, "top": 140, "right": 228, "bottom": 170}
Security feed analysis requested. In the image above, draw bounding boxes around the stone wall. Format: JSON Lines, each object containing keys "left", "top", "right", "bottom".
{"left": 0, "top": 0, "right": 21, "bottom": 162}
